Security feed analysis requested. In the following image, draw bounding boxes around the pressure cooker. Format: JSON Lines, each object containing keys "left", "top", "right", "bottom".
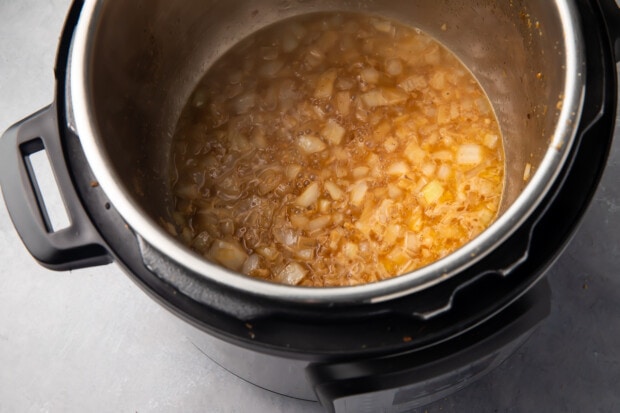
{"left": 1, "top": 0, "right": 618, "bottom": 411}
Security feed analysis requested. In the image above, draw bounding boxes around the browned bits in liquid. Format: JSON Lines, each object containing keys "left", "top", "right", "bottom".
{"left": 170, "top": 13, "right": 504, "bottom": 287}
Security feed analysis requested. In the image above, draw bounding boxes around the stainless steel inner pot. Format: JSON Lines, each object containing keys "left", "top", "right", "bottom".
{"left": 68, "top": 0, "right": 584, "bottom": 303}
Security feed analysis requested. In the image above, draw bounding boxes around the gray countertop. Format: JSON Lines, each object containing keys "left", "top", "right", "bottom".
{"left": 1, "top": 1, "right": 619, "bottom": 412}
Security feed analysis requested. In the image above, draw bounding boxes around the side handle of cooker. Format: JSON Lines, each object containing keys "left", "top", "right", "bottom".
{"left": 599, "top": 0, "right": 620, "bottom": 62}
{"left": 306, "top": 279, "right": 550, "bottom": 413}
{"left": 0, "top": 105, "right": 112, "bottom": 270}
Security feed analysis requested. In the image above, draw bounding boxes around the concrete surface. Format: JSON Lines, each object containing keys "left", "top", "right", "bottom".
{"left": 1, "top": 1, "right": 619, "bottom": 412}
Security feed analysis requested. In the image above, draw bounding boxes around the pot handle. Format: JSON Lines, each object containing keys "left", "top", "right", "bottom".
{"left": 0, "top": 105, "right": 111, "bottom": 270}
{"left": 600, "top": 0, "right": 620, "bottom": 62}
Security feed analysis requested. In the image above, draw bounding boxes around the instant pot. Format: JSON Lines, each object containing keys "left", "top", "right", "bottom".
{"left": 1, "top": 0, "right": 618, "bottom": 411}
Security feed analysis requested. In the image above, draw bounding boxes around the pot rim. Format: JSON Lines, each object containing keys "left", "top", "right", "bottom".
{"left": 69, "top": 0, "right": 585, "bottom": 304}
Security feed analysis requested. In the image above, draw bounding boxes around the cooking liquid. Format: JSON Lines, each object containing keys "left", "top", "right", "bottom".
{"left": 169, "top": 12, "right": 505, "bottom": 287}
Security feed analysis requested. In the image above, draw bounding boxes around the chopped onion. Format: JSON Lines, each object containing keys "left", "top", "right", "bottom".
{"left": 405, "top": 142, "right": 426, "bottom": 165}
{"left": 285, "top": 164, "right": 302, "bottom": 181}
{"left": 361, "top": 88, "right": 408, "bottom": 108}
{"left": 191, "top": 89, "right": 207, "bottom": 108}
{"left": 273, "top": 226, "right": 298, "bottom": 246}
{"left": 296, "top": 182, "right": 320, "bottom": 207}
{"left": 319, "top": 199, "right": 331, "bottom": 214}
{"left": 175, "top": 183, "right": 199, "bottom": 200}
{"left": 290, "top": 214, "right": 309, "bottom": 229}
{"left": 306, "top": 48, "right": 324, "bottom": 67}
{"left": 336, "top": 166, "right": 348, "bottom": 178}
{"left": 421, "top": 180, "right": 444, "bottom": 204}
{"left": 366, "top": 153, "right": 381, "bottom": 175}
{"left": 476, "top": 98, "right": 491, "bottom": 115}
{"left": 384, "top": 224, "right": 402, "bottom": 246}
{"left": 335, "top": 77, "right": 355, "bottom": 90}
{"left": 325, "top": 181, "right": 344, "bottom": 201}
{"left": 343, "top": 242, "right": 359, "bottom": 258}
{"left": 308, "top": 215, "right": 331, "bottom": 232}
{"left": 322, "top": 119, "right": 346, "bottom": 145}
{"left": 437, "top": 164, "right": 452, "bottom": 180}
{"left": 259, "top": 46, "right": 279, "bottom": 60}
{"left": 164, "top": 222, "right": 177, "bottom": 237}
{"left": 295, "top": 249, "right": 315, "bottom": 261}
{"left": 251, "top": 127, "right": 268, "bottom": 148}
{"left": 256, "top": 245, "right": 279, "bottom": 261}
{"left": 258, "top": 60, "right": 284, "bottom": 78}
{"left": 316, "top": 30, "right": 338, "bottom": 52}
{"left": 220, "top": 219, "right": 235, "bottom": 236}
{"left": 450, "top": 102, "right": 460, "bottom": 119}
{"left": 193, "top": 211, "right": 221, "bottom": 235}
{"left": 332, "top": 213, "right": 344, "bottom": 226}
{"left": 349, "top": 166, "right": 368, "bottom": 179}
{"left": 278, "top": 262, "right": 308, "bottom": 285}
{"left": 361, "top": 90, "right": 386, "bottom": 107}
{"left": 208, "top": 239, "right": 248, "bottom": 271}
{"left": 398, "top": 75, "right": 427, "bottom": 92}
{"left": 260, "top": 83, "right": 279, "bottom": 111}
{"left": 282, "top": 33, "right": 299, "bottom": 53}
{"left": 191, "top": 231, "right": 210, "bottom": 251}
{"left": 278, "top": 79, "right": 300, "bottom": 110}
{"left": 217, "top": 175, "right": 243, "bottom": 200}
{"left": 437, "top": 105, "right": 451, "bottom": 124}
{"left": 371, "top": 18, "right": 395, "bottom": 35}
{"left": 228, "top": 133, "right": 252, "bottom": 153}
{"left": 350, "top": 181, "right": 368, "bottom": 207}
{"left": 383, "top": 137, "right": 398, "bottom": 153}
{"left": 387, "top": 161, "right": 409, "bottom": 176}
{"left": 388, "top": 183, "right": 403, "bottom": 199}
{"left": 339, "top": 32, "right": 356, "bottom": 52}
{"left": 421, "top": 163, "right": 436, "bottom": 177}
{"left": 479, "top": 207, "right": 496, "bottom": 226}
{"left": 258, "top": 169, "right": 283, "bottom": 195}
{"left": 375, "top": 199, "right": 394, "bottom": 225}
{"left": 361, "top": 67, "right": 380, "bottom": 84}
{"left": 385, "top": 247, "right": 412, "bottom": 272}
{"left": 242, "top": 254, "right": 262, "bottom": 275}
{"left": 231, "top": 92, "right": 256, "bottom": 114}
{"left": 429, "top": 71, "right": 446, "bottom": 90}
{"left": 457, "top": 144, "right": 483, "bottom": 165}
{"left": 298, "top": 236, "right": 316, "bottom": 250}
{"left": 180, "top": 227, "right": 192, "bottom": 244}
{"left": 297, "top": 135, "right": 327, "bottom": 154}
{"left": 314, "top": 69, "right": 338, "bottom": 99}
{"left": 405, "top": 232, "right": 419, "bottom": 252}
{"left": 312, "top": 104, "right": 326, "bottom": 119}
{"left": 335, "top": 91, "right": 351, "bottom": 116}
{"left": 228, "top": 71, "right": 243, "bottom": 85}
{"left": 374, "top": 121, "right": 390, "bottom": 140}
{"left": 287, "top": 22, "right": 307, "bottom": 39}
{"left": 432, "top": 150, "right": 453, "bottom": 161}
{"left": 385, "top": 58, "right": 403, "bottom": 76}
{"left": 484, "top": 134, "right": 499, "bottom": 149}
{"left": 424, "top": 44, "right": 441, "bottom": 65}
{"left": 523, "top": 162, "right": 532, "bottom": 181}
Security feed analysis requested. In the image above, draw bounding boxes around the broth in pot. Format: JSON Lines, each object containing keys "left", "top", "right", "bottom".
{"left": 169, "top": 12, "right": 504, "bottom": 287}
